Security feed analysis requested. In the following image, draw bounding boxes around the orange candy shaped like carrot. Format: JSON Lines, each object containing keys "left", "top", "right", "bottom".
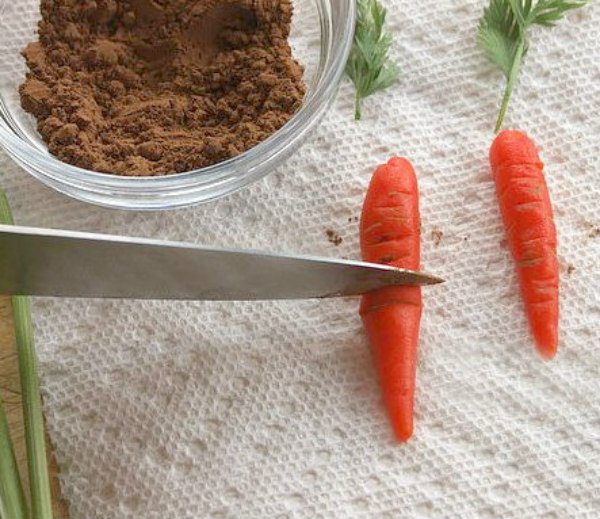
{"left": 359, "top": 157, "right": 422, "bottom": 441}
{"left": 490, "top": 130, "right": 559, "bottom": 359}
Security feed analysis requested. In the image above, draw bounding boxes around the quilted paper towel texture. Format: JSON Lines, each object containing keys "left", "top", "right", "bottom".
{"left": 1, "top": 1, "right": 600, "bottom": 518}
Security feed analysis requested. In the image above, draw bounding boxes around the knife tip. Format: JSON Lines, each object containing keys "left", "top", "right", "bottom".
{"left": 423, "top": 273, "right": 445, "bottom": 285}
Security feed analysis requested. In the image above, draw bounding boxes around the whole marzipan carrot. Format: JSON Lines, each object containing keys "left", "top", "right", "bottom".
{"left": 359, "top": 157, "right": 422, "bottom": 441}
{"left": 490, "top": 130, "right": 559, "bottom": 359}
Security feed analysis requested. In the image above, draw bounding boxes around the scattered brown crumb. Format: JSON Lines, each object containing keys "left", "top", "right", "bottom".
{"left": 326, "top": 229, "right": 343, "bottom": 246}
{"left": 499, "top": 238, "right": 508, "bottom": 249}
{"left": 347, "top": 216, "right": 359, "bottom": 223}
{"left": 431, "top": 228, "right": 443, "bottom": 247}
{"left": 582, "top": 220, "right": 600, "bottom": 239}
{"left": 560, "top": 262, "right": 576, "bottom": 276}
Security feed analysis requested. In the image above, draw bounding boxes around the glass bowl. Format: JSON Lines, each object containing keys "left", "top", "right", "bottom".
{"left": 0, "top": 0, "right": 354, "bottom": 210}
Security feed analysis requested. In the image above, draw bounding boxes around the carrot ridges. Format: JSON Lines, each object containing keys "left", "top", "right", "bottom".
{"left": 490, "top": 130, "right": 559, "bottom": 359}
{"left": 359, "top": 157, "right": 423, "bottom": 441}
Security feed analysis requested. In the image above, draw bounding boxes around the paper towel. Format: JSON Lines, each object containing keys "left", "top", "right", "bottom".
{"left": 1, "top": 1, "right": 600, "bottom": 517}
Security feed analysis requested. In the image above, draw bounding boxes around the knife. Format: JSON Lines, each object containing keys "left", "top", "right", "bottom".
{"left": 0, "top": 225, "right": 443, "bottom": 300}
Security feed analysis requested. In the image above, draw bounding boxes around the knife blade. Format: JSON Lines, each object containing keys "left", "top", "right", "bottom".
{"left": 0, "top": 225, "right": 443, "bottom": 300}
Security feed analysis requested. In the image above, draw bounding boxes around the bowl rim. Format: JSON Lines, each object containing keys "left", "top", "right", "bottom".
{"left": 0, "top": 0, "right": 356, "bottom": 191}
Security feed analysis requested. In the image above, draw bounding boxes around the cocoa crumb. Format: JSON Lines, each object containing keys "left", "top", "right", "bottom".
{"left": 19, "top": 0, "right": 305, "bottom": 176}
{"left": 20, "top": 79, "right": 52, "bottom": 116}
{"left": 326, "top": 229, "right": 343, "bottom": 246}
{"left": 560, "top": 261, "right": 576, "bottom": 276}
{"left": 52, "top": 124, "right": 79, "bottom": 145}
{"left": 582, "top": 220, "right": 600, "bottom": 239}
{"left": 137, "top": 142, "right": 163, "bottom": 161}
{"left": 431, "top": 228, "right": 443, "bottom": 247}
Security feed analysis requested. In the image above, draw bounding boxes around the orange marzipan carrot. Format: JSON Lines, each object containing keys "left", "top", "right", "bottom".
{"left": 490, "top": 130, "right": 559, "bottom": 359}
{"left": 359, "top": 157, "right": 422, "bottom": 441}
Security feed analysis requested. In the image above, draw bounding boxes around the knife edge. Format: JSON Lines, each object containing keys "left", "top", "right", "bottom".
{"left": 0, "top": 224, "right": 444, "bottom": 300}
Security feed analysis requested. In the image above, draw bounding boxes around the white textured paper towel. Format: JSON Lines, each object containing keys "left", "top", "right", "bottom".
{"left": 1, "top": 1, "right": 600, "bottom": 518}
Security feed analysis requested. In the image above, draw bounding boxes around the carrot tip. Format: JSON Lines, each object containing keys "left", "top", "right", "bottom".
{"left": 536, "top": 343, "right": 558, "bottom": 361}
{"left": 386, "top": 156, "right": 411, "bottom": 170}
{"left": 393, "top": 424, "right": 413, "bottom": 443}
{"left": 387, "top": 403, "right": 414, "bottom": 442}
{"left": 533, "top": 326, "right": 558, "bottom": 360}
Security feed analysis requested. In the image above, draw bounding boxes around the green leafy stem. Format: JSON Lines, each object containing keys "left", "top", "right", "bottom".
{"left": 478, "top": 0, "right": 589, "bottom": 132}
{"left": 346, "top": 0, "right": 400, "bottom": 120}
{"left": 0, "top": 192, "right": 53, "bottom": 519}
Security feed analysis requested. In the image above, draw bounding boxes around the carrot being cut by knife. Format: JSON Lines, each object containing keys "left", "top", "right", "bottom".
{"left": 359, "top": 157, "right": 422, "bottom": 441}
{"left": 490, "top": 130, "right": 559, "bottom": 358}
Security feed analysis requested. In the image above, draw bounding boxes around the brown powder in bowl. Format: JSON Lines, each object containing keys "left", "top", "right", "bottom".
{"left": 19, "top": 0, "right": 306, "bottom": 176}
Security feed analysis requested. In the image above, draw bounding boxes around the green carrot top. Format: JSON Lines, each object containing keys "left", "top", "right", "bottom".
{"left": 478, "top": 0, "right": 590, "bottom": 132}
{"left": 345, "top": 0, "right": 399, "bottom": 120}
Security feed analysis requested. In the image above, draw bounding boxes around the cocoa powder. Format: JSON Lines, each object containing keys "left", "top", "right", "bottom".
{"left": 19, "top": 0, "right": 305, "bottom": 176}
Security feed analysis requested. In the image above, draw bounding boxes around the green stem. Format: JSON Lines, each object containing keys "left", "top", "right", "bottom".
{"left": 495, "top": 37, "right": 526, "bottom": 133}
{"left": 12, "top": 297, "right": 53, "bottom": 519}
{"left": 354, "top": 95, "right": 362, "bottom": 121}
{"left": 0, "top": 192, "right": 53, "bottom": 519}
{"left": 0, "top": 401, "right": 28, "bottom": 519}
